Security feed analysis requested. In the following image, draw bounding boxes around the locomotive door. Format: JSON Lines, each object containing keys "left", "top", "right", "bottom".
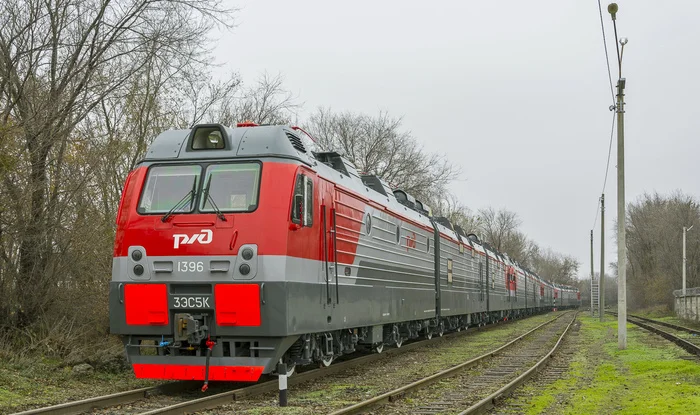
{"left": 319, "top": 178, "right": 338, "bottom": 306}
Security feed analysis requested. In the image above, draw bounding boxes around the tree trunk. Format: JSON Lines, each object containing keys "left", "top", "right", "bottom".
{"left": 16, "top": 136, "right": 51, "bottom": 326}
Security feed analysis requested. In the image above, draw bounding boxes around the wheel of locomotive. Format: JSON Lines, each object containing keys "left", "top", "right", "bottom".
{"left": 456, "top": 325, "right": 462, "bottom": 332}
{"left": 438, "top": 325, "right": 444, "bottom": 337}
{"left": 374, "top": 343, "right": 384, "bottom": 354}
{"left": 425, "top": 330, "right": 433, "bottom": 340}
{"left": 395, "top": 337, "right": 403, "bottom": 348}
{"left": 320, "top": 355, "right": 334, "bottom": 367}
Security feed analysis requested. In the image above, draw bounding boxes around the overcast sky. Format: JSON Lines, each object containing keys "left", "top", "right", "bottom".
{"left": 213, "top": 0, "right": 699, "bottom": 279}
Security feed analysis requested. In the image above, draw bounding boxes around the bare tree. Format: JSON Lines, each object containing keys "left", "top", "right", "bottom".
{"left": 431, "top": 193, "right": 481, "bottom": 234}
{"left": 625, "top": 191, "right": 700, "bottom": 309}
{"left": 0, "top": 0, "right": 235, "bottom": 325}
{"left": 477, "top": 207, "right": 522, "bottom": 252}
{"left": 306, "top": 107, "right": 459, "bottom": 201}
{"left": 501, "top": 231, "right": 539, "bottom": 268}
{"left": 219, "top": 73, "right": 301, "bottom": 126}
{"left": 530, "top": 248, "right": 580, "bottom": 285}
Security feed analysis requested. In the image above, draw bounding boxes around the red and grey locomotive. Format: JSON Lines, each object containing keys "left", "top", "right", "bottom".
{"left": 109, "top": 123, "right": 580, "bottom": 383}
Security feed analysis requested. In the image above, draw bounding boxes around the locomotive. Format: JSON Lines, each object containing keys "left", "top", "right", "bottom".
{"left": 109, "top": 122, "right": 580, "bottom": 383}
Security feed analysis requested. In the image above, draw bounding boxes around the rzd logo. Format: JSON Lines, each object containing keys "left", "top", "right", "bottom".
{"left": 173, "top": 229, "right": 213, "bottom": 249}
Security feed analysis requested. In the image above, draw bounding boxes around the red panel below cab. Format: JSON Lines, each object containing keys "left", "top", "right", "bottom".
{"left": 132, "top": 363, "right": 264, "bottom": 381}
{"left": 125, "top": 284, "right": 169, "bottom": 326}
{"left": 215, "top": 284, "right": 261, "bottom": 326}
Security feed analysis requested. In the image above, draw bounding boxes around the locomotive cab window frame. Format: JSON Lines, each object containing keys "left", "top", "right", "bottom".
{"left": 199, "top": 162, "right": 262, "bottom": 213}
{"left": 291, "top": 173, "right": 313, "bottom": 227}
{"left": 137, "top": 161, "right": 262, "bottom": 216}
{"left": 138, "top": 165, "right": 202, "bottom": 214}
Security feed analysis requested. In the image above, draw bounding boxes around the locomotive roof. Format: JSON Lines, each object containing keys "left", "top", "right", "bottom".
{"left": 144, "top": 124, "right": 314, "bottom": 165}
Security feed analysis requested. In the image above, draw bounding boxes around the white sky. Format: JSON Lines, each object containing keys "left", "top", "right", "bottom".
{"left": 213, "top": 0, "right": 699, "bottom": 278}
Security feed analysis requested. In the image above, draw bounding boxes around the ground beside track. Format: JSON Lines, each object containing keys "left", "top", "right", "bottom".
{"left": 195, "top": 311, "right": 568, "bottom": 415}
{"left": 0, "top": 356, "right": 157, "bottom": 414}
{"left": 493, "top": 315, "right": 700, "bottom": 415}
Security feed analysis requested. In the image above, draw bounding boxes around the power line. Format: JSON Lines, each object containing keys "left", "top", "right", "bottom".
{"left": 600, "top": 112, "right": 616, "bottom": 196}
{"left": 592, "top": 109, "right": 616, "bottom": 231}
{"left": 591, "top": 0, "right": 618, "bottom": 232}
{"left": 597, "top": 0, "right": 615, "bottom": 103}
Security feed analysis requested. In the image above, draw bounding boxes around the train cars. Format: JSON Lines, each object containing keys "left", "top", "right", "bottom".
{"left": 109, "top": 123, "right": 580, "bottom": 383}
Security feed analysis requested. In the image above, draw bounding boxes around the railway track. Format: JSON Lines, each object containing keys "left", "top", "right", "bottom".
{"left": 11, "top": 382, "right": 200, "bottom": 415}
{"left": 608, "top": 312, "right": 700, "bottom": 356}
{"left": 329, "top": 311, "right": 577, "bottom": 415}
{"left": 13, "top": 312, "right": 553, "bottom": 415}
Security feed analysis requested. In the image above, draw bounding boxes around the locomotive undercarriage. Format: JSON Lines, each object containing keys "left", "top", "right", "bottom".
{"left": 277, "top": 311, "right": 520, "bottom": 375}
{"left": 120, "top": 302, "right": 567, "bottom": 381}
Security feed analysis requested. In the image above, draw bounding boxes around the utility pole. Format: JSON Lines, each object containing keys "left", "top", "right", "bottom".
{"left": 600, "top": 194, "right": 605, "bottom": 322}
{"left": 609, "top": 2, "right": 628, "bottom": 350}
{"left": 683, "top": 225, "right": 694, "bottom": 296}
{"left": 590, "top": 230, "right": 597, "bottom": 317}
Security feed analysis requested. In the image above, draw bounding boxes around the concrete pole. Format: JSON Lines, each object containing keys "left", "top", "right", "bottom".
{"left": 591, "top": 230, "right": 595, "bottom": 317}
{"left": 616, "top": 78, "right": 627, "bottom": 350}
{"left": 600, "top": 194, "right": 605, "bottom": 322}
{"left": 683, "top": 226, "right": 687, "bottom": 296}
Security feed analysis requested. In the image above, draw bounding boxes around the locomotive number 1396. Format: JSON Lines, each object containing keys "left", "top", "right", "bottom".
{"left": 177, "top": 261, "right": 204, "bottom": 272}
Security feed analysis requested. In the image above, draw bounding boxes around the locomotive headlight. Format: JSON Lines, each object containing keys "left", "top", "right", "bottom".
{"left": 131, "top": 250, "right": 143, "bottom": 261}
{"left": 133, "top": 264, "right": 144, "bottom": 276}
{"left": 208, "top": 131, "right": 221, "bottom": 145}
{"left": 239, "top": 263, "right": 251, "bottom": 275}
{"left": 241, "top": 248, "right": 254, "bottom": 261}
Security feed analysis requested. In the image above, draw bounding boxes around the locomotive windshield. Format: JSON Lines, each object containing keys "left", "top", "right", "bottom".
{"left": 137, "top": 162, "right": 261, "bottom": 215}
{"left": 138, "top": 165, "right": 201, "bottom": 213}
{"left": 200, "top": 163, "right": 261, "bottom": 212}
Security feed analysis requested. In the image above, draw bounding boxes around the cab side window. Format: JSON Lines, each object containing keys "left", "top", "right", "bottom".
{"left": 291, "top": 174, "right": 313, "bottom": 226}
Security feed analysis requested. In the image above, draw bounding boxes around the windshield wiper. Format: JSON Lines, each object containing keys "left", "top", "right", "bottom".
{"left": 161, "top": 179, "right": 197, "bottom": 222}
{"left": 202, "top": 176, "right": 227, "bottom": 222}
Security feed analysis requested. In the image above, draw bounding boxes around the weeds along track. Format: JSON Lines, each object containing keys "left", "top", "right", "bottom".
{"left": 11, "top": 382, "right": 199, "bottom": 415}
{"left": 330, "top": 311, "right": 577, "bottom": 415}
{"left": 486, "top": 317, "right": 581, "bottom": 415}
{"left": 12, "top": 313, "right": 549, "bottom": 415}
{"left": 608, "top": 312, "right": 700, "bottom": 357}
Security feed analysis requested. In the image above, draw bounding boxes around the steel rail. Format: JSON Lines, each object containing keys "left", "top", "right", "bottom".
{"left": 328, "top": 311, "right": 572, "bottom": 415}
{"left": 607, "top": 312, "right": 700, "bottom": 356}
{"left": 12, "top": 320, "right": 478, "bottom": 415}
{"left": 14, "top": 311, "right": 558, "bottom": 415}
{"left": 12, "top": 382, "right": 197, "bottom": 415}
{"left": 138, "top": 314, "right": 534, "bottom": 415}
{"left": 625, "top": 313, "right": 700, "bottom": 336}
{"left": 458, "top": 312, "right": 578, "bottom": 414}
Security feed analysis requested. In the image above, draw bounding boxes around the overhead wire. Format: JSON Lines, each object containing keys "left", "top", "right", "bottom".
{"left": 597, "top": 0, "right": 616, "bottom": 103}
{"left": 592, "top": 112, "right": 616, "bottom": 230}
{"left": 591, "top": 0, "right": 618, "bottom": 232}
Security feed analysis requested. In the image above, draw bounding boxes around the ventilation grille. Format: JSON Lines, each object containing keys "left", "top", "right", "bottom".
{"left": 286, "top": 132, "right": 306, "bottom": 153}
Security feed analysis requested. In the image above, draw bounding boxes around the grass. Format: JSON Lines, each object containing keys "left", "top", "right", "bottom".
{"left": 522, "top": 315, "right": 700, "bottom": 414}
{"left": 0, "top": 357, "right": 157, "bottom": 414}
